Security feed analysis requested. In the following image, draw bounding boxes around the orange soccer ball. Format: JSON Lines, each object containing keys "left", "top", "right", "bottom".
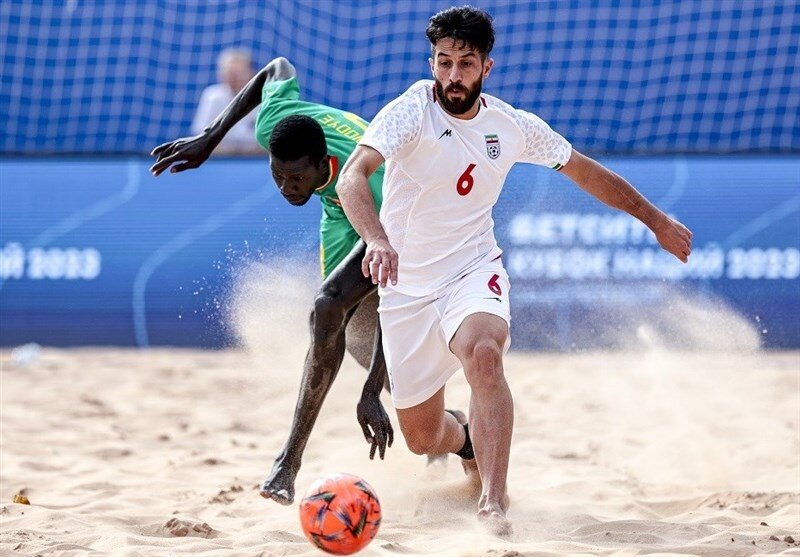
{"left": 298, "top": 473, "right": 382, "bottom": 555}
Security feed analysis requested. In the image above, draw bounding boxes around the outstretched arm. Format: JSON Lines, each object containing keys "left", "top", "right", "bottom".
{"left": 150, "top": 57, "right": 296, "bottom": 176}
{"left": 560, "top": 149, "right": 693, "bottom": 262}
{"left": 337, "top": 145, "right": 397, "bottom": 286}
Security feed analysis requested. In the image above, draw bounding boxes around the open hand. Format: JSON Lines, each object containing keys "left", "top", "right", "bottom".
{"left": 149, "top": 134, "right": 218, "bottom": 176}
{"left": 654, "top": 216, "right": 693, "bottom": 263}
{"left": 356, "top": 394, "right": 394, "bottom": 460}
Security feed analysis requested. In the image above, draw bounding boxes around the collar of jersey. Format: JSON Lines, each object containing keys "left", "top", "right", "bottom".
{"left": 315, "top": 155, "right": 339, "bottom": 192}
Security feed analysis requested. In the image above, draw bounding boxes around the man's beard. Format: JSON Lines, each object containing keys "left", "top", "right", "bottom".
{"left": 435, "top": 77, "right": 483, "bottom": 115}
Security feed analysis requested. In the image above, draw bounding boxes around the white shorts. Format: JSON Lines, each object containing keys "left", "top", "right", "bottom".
{"left": 378, "top": 259, "right": 511, "bottom": 409}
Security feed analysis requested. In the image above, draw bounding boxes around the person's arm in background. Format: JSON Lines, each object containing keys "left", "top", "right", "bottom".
{"left": 560, "top": 149, "right": 693, "bottom": 262}
{"left": 150, "top": 57, "right": 295, "bottom": 175}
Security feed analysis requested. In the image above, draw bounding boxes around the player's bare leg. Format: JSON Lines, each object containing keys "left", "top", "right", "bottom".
{"left": 396, "top": 387, "right": 469, "bottom": 458}
{"left": 260, "top": 241, "right": 379, "bottom": 504}
{"left": 450, "top": 313, "right": 513, "bottom": 535}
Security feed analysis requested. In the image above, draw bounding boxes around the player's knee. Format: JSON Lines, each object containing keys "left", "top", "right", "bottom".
{"left": 463, "top": 339, "right": 504, "bottom": 390}
{"left": 403, "top": 428, "right": 440, "bottom": 456}
{"left": 312, "top": 291, "right": 347, "bottom": 331}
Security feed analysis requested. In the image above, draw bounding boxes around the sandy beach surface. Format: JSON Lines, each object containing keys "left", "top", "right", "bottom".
{"left": 2, "top": 263, "right": 799, "bottom": 556}
{"left": 1, "top": 340, "right": 798, "bottom": 557}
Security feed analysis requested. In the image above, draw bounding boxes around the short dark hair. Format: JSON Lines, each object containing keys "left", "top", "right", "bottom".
{"left": 426, "top": 6, "right": 495, "bottom": 57}
{"left": 269, "top": 114, "right": 326, "bottom": 163}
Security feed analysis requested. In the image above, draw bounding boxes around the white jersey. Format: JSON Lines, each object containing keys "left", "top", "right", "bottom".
{"left": 361, "top": 80, "right": 572, "bottom": 296}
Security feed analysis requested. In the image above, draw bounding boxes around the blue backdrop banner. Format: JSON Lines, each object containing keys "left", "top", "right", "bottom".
{"left": 1, "top": 156, "right": 798, "bottom": 349}
{"left": 2, "top": 1, "right": 798, "bottom": 155}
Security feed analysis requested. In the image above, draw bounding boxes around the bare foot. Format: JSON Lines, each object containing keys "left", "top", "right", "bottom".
{"left": 477, "top": 505, "right": 513, "bottom": 536}
{"left": 259, "top": 461, "right": 297, "bottom": 505}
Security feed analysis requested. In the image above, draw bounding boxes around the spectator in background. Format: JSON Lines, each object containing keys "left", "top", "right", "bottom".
{"left": 191, "top": 48, "right": 262, "bottom": 155}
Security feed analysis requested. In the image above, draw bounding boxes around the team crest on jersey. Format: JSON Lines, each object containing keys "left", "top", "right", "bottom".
{"left": 485, "top": 134, "right": 500, "bottom": 159}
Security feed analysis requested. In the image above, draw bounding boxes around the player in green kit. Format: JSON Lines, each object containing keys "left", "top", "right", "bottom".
{"left": 254, "top": 69, "right": 385, "bottom": 276}
{"left": 150, "top": 57, "right": 401, "bottom": 505}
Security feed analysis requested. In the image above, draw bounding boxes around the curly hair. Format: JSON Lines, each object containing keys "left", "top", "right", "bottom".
{"left": 426, "top": 6, "right": 495, "bottom": 57}
{"left": 269, "top": 114, "right": 326, "bottom": 163}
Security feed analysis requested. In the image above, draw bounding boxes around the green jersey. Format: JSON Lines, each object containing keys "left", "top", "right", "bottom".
{"left": 255, "top": 77, "right": 384, "bottom": 276}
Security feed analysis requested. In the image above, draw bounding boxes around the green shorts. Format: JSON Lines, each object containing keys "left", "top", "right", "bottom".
{"left": 319, "top": 211, "right": 360, "bottom": 278}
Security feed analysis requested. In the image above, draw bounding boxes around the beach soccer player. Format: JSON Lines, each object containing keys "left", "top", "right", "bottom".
{"left": 337, "top": 6, "right": 693, "bottom": 534}
{"left": 150, "top": 56, "right": 393, "bottom": 505}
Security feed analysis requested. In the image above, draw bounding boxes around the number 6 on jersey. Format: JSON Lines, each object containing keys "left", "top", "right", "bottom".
{"left": 456, "top": 163, "right": 477, "bottom": 196}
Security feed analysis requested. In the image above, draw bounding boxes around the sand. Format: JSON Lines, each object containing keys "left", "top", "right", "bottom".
{"left": 1, "top": 341, "right": 798, "bottom": 556}
{"left": 2, "top": 261, "right": 799, "bottom": 556}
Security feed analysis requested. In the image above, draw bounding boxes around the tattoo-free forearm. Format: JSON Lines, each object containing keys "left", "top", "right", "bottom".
{"left": 337, "top": 151, "right": 387, "bottom": 244}
{"left": 360, "top": 361, "right": 386, "bottom": 399}
{"left": 573, "top": 156, "right": 665, "bottom": 230}
{"left": 562, "top": 151, "right": 692, "bottom": 262}
{"left": 360, "top": 325, "right": 386, "bottom": 399}
{"left": 339, "top": 179, "right": 386, "bottom": 243}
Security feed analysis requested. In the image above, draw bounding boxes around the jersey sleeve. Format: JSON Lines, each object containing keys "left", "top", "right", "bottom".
{"left": 255, "top": 77, "right": 303, "bottom": 149}
{"left": 261, "top": 77, "right": 301, "bottom": 105}
{"left": 512, "top": 109, "right": 572, "bottom": 170}
{"left": 360, "top": 91, "right": 423, "bottom": 161}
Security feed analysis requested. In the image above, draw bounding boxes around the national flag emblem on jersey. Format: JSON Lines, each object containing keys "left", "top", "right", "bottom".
{"left": 485, "top": 134, "right": 500, "bottom": 159}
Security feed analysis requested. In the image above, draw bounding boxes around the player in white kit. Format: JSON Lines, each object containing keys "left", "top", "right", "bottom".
{"left": 337, "top": 6, "right": 693, "bottom": 534}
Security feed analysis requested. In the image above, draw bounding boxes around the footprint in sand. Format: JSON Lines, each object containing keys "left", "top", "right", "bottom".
{"left": 160, "top": 518, "right": 216, "bottom": 538}
{"left": 380, "top": 541, "right": 416, "bottom": 553}
{"left": 209, "top": 484, "right": 244, "bottom": 504}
